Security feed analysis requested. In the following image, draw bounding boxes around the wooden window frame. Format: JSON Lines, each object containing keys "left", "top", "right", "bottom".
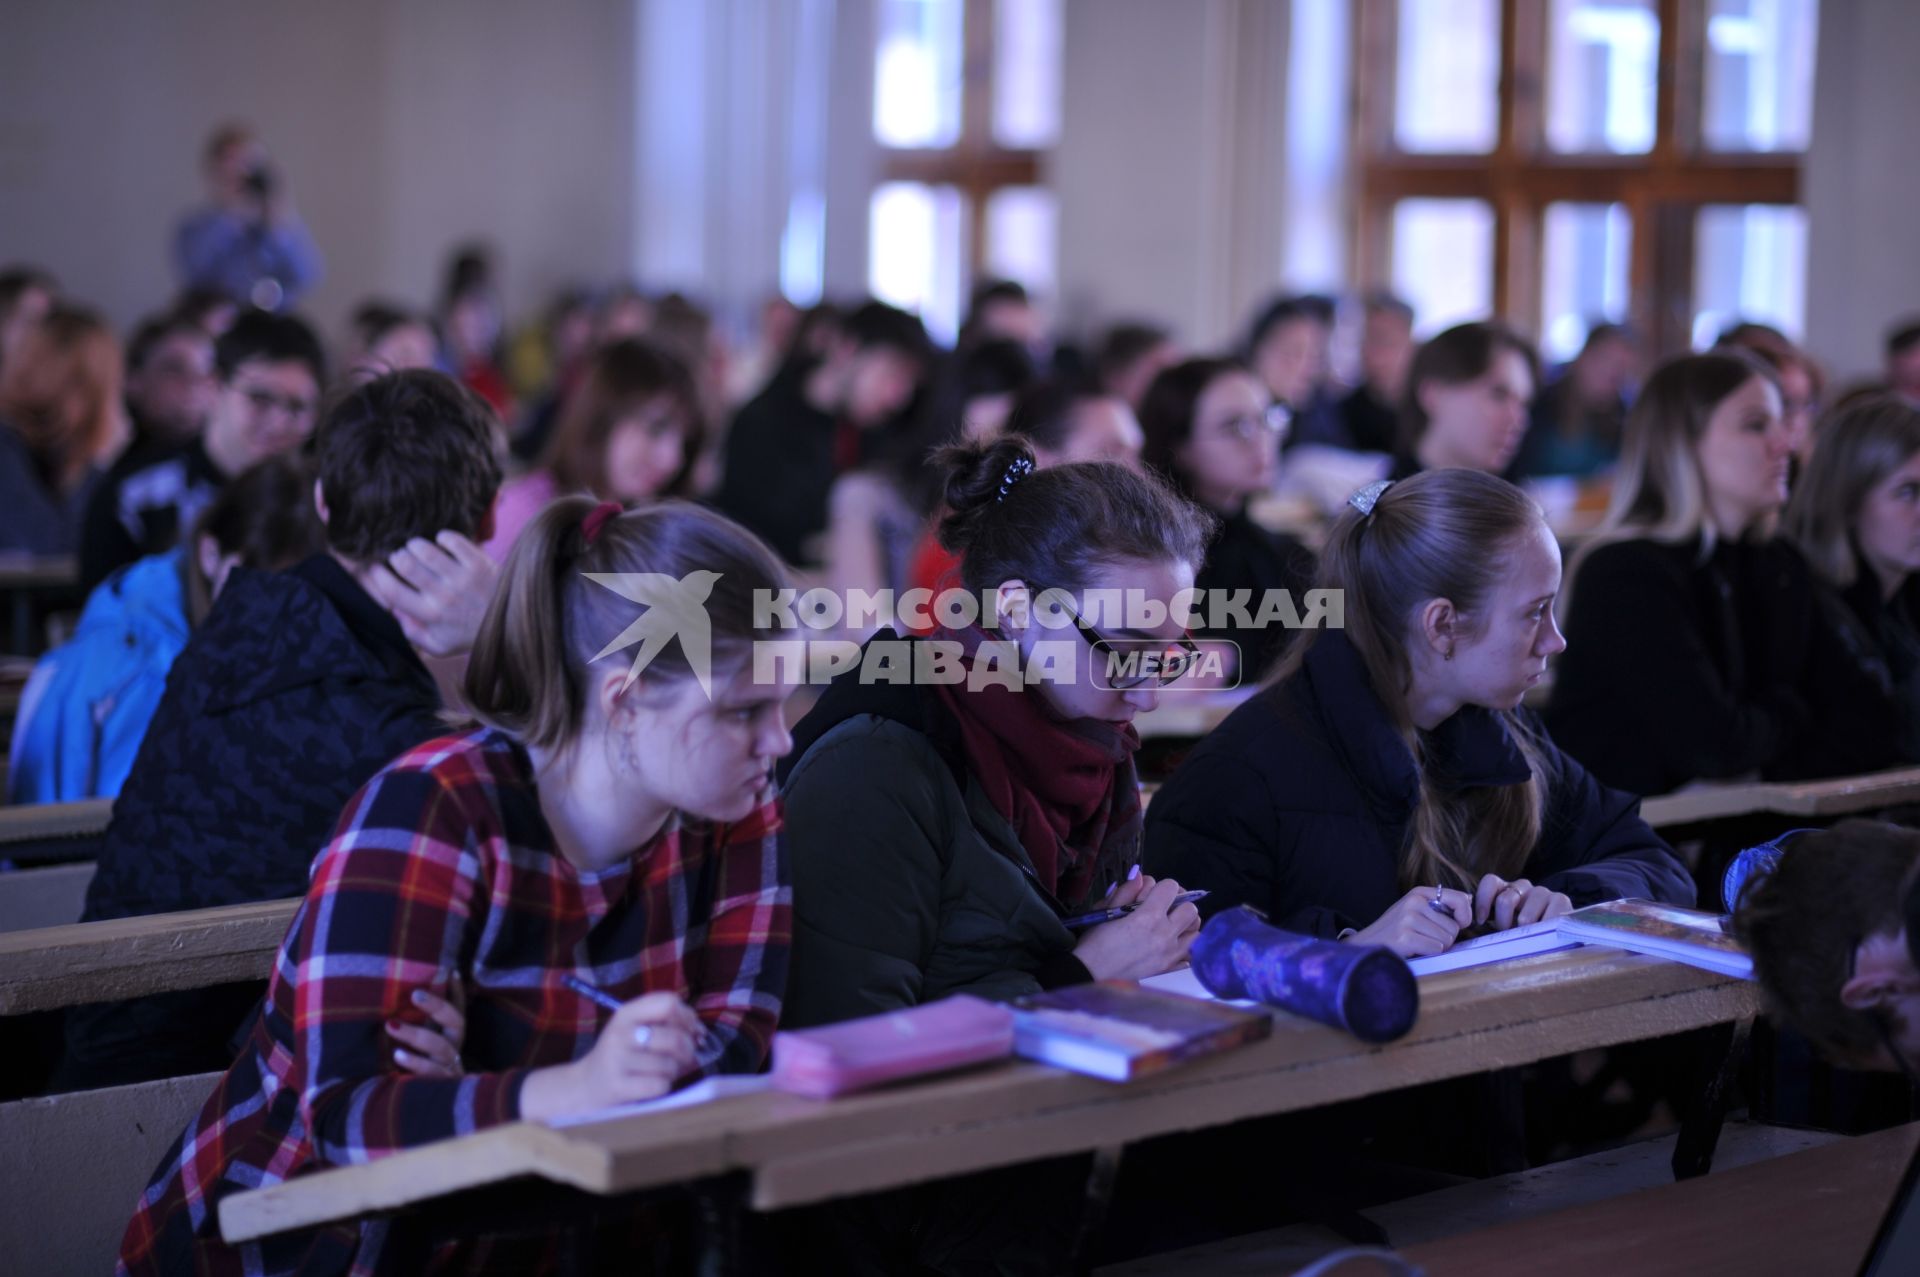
{"left": 875, "top": 0, "right": 1044, "bottom": 283}
{"left": 1353, "top": 0, "right": 1803, "bottom": 356}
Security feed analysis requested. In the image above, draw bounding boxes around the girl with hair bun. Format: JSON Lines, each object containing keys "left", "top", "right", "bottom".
{"left": 776, "top": 435, "right": 1213, "bottom": 1272}
{"left": 1548, "top": 353, "right": 1900, "bottom": 794}
{"left": 121, "top": 498, "right": 797, "bottom": 1276}
{"left": 1146, "top": 468, "right": 1691, "bottom": 959}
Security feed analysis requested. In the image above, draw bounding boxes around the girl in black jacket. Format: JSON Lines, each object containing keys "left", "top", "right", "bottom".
{"left": 1785, "top": 393, "right": 1920, "bottom": 763}
{"left": 1146, "top": 468, "right": 1692, "bottom": 959}
{"left": 1546, "top": 353, "right": 1900, "bottom": 795}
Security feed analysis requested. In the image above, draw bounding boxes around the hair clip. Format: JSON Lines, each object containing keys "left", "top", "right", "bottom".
{"left": 996, "top": 456, "right": 1035, "bottom": 503}
{"left": 581, "top": 499, "right": 623, "bottom": 545}
{"left": 1348, "top": 479, "right": 1393, "bottom": 517}
{"left": 1722, "top": 827, "right": 1818, "bottom": 911}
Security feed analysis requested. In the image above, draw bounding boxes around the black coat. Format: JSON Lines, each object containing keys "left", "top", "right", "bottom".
{"left": 84, "top": 554, "right": 445, "bottom": 922}
{"left": 1192, "top": 508, "right": 1316, "bottom": 681}
{"left": 710, "top": 373, "right": 839, "bottom": 567}
{"left": 1821, "top": 565, "right": 1920, "bottom": 763}
{"left": 1546, "top": 535, "right": 1900, "bottom": 796}
{"left": 1143, "top": 629, "right": 1693, "bottom": 936}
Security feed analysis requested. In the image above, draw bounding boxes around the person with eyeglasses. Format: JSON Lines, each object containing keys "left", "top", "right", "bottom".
{"left": 1139, "top": 355, "right": 1316, "bottom": 681}
{"left": 773, "top": 435, "right": 1211, "bottom": 1274}
{"left": 78, "top": 310, "right": 326, "bottom": 590}
{"left": 1145, "top": 468, "right": 1691, "bottom": 960}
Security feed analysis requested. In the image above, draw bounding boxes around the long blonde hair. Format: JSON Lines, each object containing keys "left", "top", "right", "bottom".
{"left": 1273, "top": 469, "right": 1550, "bottom": 891}
{"left": 1784, "top": 394, "right": 1920, "bottom": 590}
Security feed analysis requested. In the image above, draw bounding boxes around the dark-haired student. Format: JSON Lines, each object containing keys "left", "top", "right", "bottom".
{"left": 1387, "top": 320, "right": 1538, "bottom": 481}
{"left": 119, "top": 499, "right": 795, "bottom": 1277}
{"left": 0, "top": 304, "right": 124, "bottom": 555}
{"left": 1139, "top": 357, "right": 1315, "bottom": 680}
{"left": 1547, "top": 354, "right": 1901, "bottom": 796}
{"left": 712, "top": 299, "right": 931, "bottom": 567}
{"left": 1145, "top": 468, "right": 1691, "bottom": 957}
{"left": 58, "top": 371, "right": 504, "bottom": 1091}
{"left": 776, "top": 437, "right": 1210, "bottom": 1274}
{"left": 1786, "top": 394, "right": 1920, "bottom": 762}
{"left": 79, "top": 309, "right": 327, "bottom": 589}
{"left": 10, "top": 455, "right": 323, "bottom": 804}
{"left": 1733, "top": 820, "right": 1920, "bottom": 1075}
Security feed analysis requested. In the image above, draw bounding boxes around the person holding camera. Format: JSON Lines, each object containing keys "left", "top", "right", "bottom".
{"left": 172, "top": 123, "right": 323, "bottom": 312}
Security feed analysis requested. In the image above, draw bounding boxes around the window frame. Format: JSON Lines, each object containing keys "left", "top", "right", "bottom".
{"left": 1352, "top": 0, "right": 1803, "bottom": 355}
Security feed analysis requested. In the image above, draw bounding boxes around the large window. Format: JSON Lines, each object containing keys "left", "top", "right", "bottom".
{"left": 869, "top": 0, "right": 1061, "bottom": 342}
{"left": 1355, "top": 0, "right": 1815, "bottom": 357}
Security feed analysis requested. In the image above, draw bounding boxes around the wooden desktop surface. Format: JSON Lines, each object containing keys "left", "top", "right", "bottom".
{"left": 222, "top": 947, "right": 1759, "bottom": 1243}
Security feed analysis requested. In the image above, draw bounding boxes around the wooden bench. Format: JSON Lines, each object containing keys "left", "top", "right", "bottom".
{"left": 1399, "top": 1119, "right": 1920, "bottom": 1275}
{"left": 0, "top": 797, "right": 113, "bottom": 868}
{"left": 0, "top": 1071, "right": 221, "bottom": 1277}
{"left": 1641, "top": 766, "right": 1920, "bottom": 830}
{"left": 220, "top": 947, "right": 1760, "bottom": 1244}
{"left": 0, "top": 861, "right": 95, "bottom": 933}
{"left": 0, "top": 897, "right": 298, "bottom": 1015}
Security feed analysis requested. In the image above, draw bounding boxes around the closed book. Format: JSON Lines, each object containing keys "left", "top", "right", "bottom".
{"left": 769, "top": 995, "right": 1016, "bottom": 1098}
{"left": 1407, "top": 918, "right": 1581, "bottom": 976}
{"left": 1010, "top": 982, "right": 1272, "bottom": 1082}
{"left": 1554, "top": 899, "right": 1754, "bottom": 979}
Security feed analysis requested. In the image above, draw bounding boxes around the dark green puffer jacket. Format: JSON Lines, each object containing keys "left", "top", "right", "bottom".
{"left": 777, "top": 635, "right": 1115, "bottom": 1030}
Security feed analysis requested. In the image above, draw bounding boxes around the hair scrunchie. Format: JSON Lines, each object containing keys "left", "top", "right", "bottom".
{"left": 581, "top": 499, "right": 623, "bottom": 545}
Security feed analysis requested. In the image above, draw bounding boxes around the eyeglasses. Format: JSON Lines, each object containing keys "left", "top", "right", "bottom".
{"left": 238, "top": 386, "right": 315, "bottom": 421}
{"left": 1205, "top": 404, "right": 1291, "bottom": 445}
{"left": 1034, "top": 586, "right": 1199, "bottom": 691}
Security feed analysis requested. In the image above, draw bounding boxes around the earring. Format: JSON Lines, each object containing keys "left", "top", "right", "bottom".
{"left": 1444, "top": 647, "right": 1455, "bottom": 662}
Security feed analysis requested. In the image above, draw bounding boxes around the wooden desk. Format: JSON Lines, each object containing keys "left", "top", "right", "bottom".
{"left": 0, "top": 896, "right": 297, "bottom": 1014}
{"left": 222, "top": 947, "right": 1759, "bottom": 1244}
{"left": 1640, "top": 766, "right": 1920, "bottom": 829}
{"left": 1400, "top": 1120, "right": 1919, "bottom": 1276}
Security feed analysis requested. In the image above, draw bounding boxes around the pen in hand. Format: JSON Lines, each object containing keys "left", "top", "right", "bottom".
{"left": 1062, "top": 889, "right": 1209, "bottom": 932}
{"left": 562, "top": 975, "right": 717, "bottom": 1055}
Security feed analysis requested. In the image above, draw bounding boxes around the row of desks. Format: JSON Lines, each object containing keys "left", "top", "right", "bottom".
{"left": 218, "top": 947, "right": 1760, "bottom": 1244}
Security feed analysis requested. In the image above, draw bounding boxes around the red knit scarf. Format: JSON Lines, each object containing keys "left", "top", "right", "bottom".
{"left": 931, "top": 626, "right": 1143, "bottom": 909}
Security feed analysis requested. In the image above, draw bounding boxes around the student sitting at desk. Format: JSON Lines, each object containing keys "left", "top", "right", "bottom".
{"left": 1385, "top": 321, "right": 1538, "bottom": 482}
{"left": 118, "top": 499, "right": 796, "bottom": 1277}
{"left": 1547, "top": 353, "right": 1901, "bottom": 796}
{"left": 1144, "top": 469, "right": 1692, "bottom": 958}
{"left": 1785, "top": 394, "right": 1920, "bottom": 762}
{"left": 1733, "top": 820, "right": 1920, "bottom": 1078}
{"left": 59, "top": 371, "right": 504, "bottom": 1091}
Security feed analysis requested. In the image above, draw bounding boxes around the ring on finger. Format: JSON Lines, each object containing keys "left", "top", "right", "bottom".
{"left": 633, "top": 1026, "right": 654, "bottom": 1048}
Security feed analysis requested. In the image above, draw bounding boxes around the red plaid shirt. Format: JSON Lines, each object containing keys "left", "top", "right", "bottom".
{"left": 117, "top": 728, "right": 790, "bottom": 1276}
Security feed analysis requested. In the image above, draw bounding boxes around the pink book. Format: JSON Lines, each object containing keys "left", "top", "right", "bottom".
{"left": 770, "top": 995, "right": 1017, "bottom": 1098}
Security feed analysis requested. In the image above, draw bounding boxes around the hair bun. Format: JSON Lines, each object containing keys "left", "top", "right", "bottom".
{"left": 935, "top": 436, "right": 1039, "bottom": 554}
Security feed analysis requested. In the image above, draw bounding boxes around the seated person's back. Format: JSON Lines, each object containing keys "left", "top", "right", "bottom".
{"left": 61, "top": 370, "right": 503, "bottom": 1089}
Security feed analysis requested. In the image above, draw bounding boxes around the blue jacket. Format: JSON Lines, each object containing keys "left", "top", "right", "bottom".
{"left": 9, "top": 550, "right": 191, "bottom": 803}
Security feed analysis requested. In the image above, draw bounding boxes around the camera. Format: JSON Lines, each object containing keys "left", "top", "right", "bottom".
{"left": 242, "top": 165, "right": 276, "bottom": 202}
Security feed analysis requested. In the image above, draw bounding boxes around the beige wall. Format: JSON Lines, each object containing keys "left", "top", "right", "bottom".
{"left": 0, "top": 0, "right": 638, "bottom": 344}
{"left": 1804, "top": 0, "right": 1920, "bottom": 386}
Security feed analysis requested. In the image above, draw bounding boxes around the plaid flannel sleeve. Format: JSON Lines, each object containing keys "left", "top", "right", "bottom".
{"left": 685, "top": 798, "right": 792, "bottom": 1078}
{"left": 291, "top": 763, "right": 531, "bottom": 1165}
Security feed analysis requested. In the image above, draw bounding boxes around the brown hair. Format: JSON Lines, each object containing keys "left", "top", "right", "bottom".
{"left": 184, "top": 454, "right": 325, "bottom": 625}
{"left": 937, "top": 435, "right": 1214, "bottom": 595}
{"left": 1732, "top": 820, "right": 1920, "bottom": 1063}
{"left": 539, "top": 338, "right": 703, "bottom": 499}
{"left": 465, "top": 499, "right": 790, "bottom": 751}
{"left": 1785, "top": 394, "right": 1920, "bottom": 589}
{"left": 1592, "top": 351, "right": 1774, "bottom": 550}
{"left": 1137, "top": 356, "right": 1249, "bottom": 497}
{"left": 313, "top": 370, "right": 503, "bottom": 562}
{"left": 0, "top": 304, "right": 122, "bottom": 490}
{"left": 1274, "top": 469, "right": 1550, "bottom": 891}
{"left": 1399, "top": 321, "right": 1538, "bottom": 454}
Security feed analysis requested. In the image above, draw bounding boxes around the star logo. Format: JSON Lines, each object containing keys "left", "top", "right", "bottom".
{"left": 584, "top": 570, "right": 724, "bottom": 698}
